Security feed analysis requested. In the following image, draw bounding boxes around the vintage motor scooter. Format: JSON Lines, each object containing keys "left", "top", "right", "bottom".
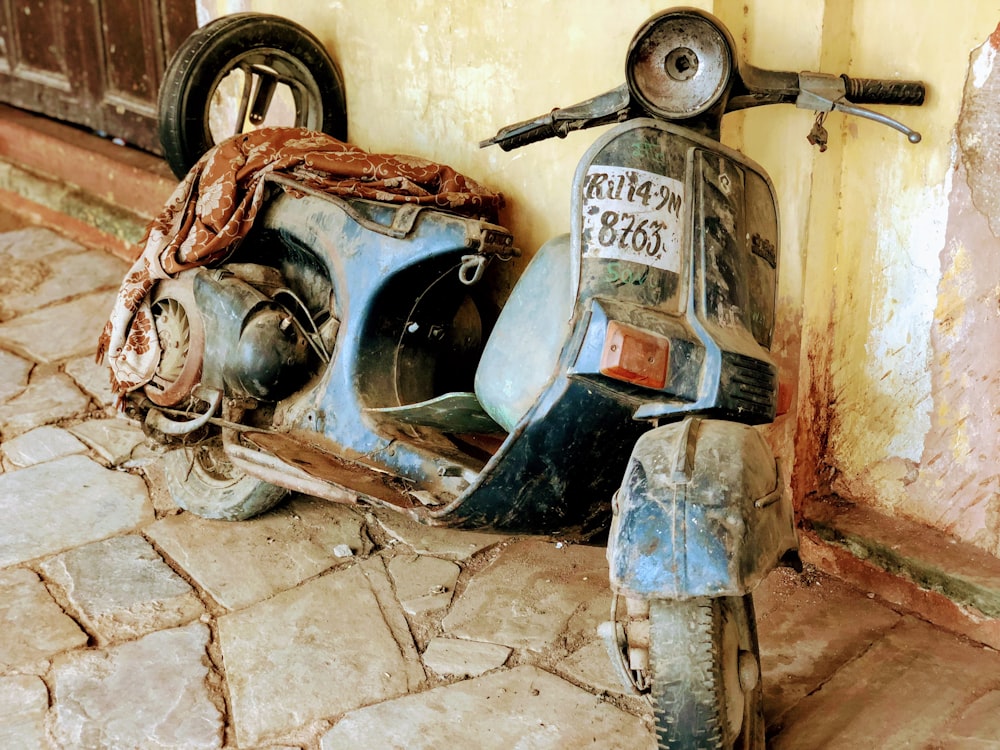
{"left": 129, "top": 7, "right": 924, "bottom": 749}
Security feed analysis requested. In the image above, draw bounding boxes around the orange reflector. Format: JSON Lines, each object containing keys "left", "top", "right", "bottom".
{"left": 599, "top": 321, "right": 669, "bottom": 389}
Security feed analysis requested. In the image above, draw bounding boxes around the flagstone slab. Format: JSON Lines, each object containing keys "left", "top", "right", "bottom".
{"left": 387, "top": 553, "right": 460, "bottom": 615}
{"left": 50, "top": 623, "right": 223, "bottom": 750}
{"left": 753, "top": 567, "right": 902, "bottom": 724}
{"left": 442, "top": 540, "right": 611, "bottom": 652}
{"left": 0, "top": 240, "right": 126, "bottom": 321}
{"left": 320, "top": 665, "right": 652, "bottom": 749}
{"left": 358, "top": 556, "right": 428, "bottom": 689}
{"left": 136, "top": 455, "right": 181, "bottom": 515}
{"left": 1, "top": 425, "right": 87, "bottom": 468}
{"left": 39, "top": 534, "right": 204, "bottom": 645}
{"left": 64, "top": 355, "right": 116, "bottom": 407}
{"left": 771, "top": 615, "right": 1000, "bottom": 749}
{"left": 147, "top": 496, "right": 372, "bottom": 610}
{"left": 0, "top": 226, "right": 85, "bottom": 261}
{"left": 0, "top": 675, "right": 49, "bottom": 750}
{"left": 0, "top": 568, "right": 88, "bottom": 673}
{"left": 934, "top": 689, "right": 1000, "bottom": 745}
{"left": 422, "top": 637, "right": 512, "bottom": 678}
{"left": 0, "top": 372, "right": 90, "bottom": 439}
{"left": 0, "top": 455, "right": 152, "bottom": 567}
{"left": 0, "top": 291, "right": 114, "bottom": 364}
{"left": 219, "top": 564, "right": 420, "bottom": 747}
{"left": 369, "top": 506, "right": 508, "bottom": 560}
{"left": 67, "top": 417, "right": 146, "bottom": 466}
{"left": 558, "top": 639, "right": 634, "bottom": 696}
{"left": 0, "top": 350, "right": 32, "bottom": 404}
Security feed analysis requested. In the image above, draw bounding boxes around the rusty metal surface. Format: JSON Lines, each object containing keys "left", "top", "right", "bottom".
{"left": 143, "top": 276, "right": 205, "bottom": 407}
{"left": 626, "top": 9, "right": 734, "bottom": 119}
{"left": 225, "top": 442, "right": 357, "bottom": 505}
{"left": 241, "top": 431, "right": 416, "bottom": 509}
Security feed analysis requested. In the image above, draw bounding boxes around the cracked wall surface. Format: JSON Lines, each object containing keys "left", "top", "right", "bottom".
{"left": 816, "top": 4, "right": 1000, "bottom": 556}
{"left": 908, "top": 32, "right": 1000, "bottom": 551}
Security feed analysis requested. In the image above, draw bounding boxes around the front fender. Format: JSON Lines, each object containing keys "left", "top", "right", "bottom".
{"left": 607, "top": 417, "right": 797, "bottom": 599}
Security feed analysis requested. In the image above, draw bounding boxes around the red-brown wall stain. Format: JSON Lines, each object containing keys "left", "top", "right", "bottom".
{"left": 988, "top": 19, "right": 1000, "bottom": 50}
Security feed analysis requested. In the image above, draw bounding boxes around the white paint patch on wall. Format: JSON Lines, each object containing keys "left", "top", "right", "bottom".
{"left": 972, "top": 38, "right": 996, "bottom": 89}
{"left": 196, "top": 0, "right": 251, "bottom": 27}
{"left": 864, "top": 163, "right": 947, "bottom": 460}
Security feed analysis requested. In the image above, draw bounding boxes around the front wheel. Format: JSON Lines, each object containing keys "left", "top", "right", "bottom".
{"left": 164, "top": 436, "right": 287, "bottom": 520}
{"left": 649, "top": 595, "right": 764, "bottom": 750}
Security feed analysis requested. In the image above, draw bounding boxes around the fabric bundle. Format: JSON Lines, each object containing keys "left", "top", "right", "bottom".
{"left": 97, "top": 127, "right": 504, "bottom": 398}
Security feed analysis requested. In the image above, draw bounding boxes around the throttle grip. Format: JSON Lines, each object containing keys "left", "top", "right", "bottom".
{"left": 841, "top": 76, "right": 926, "bottom": 106}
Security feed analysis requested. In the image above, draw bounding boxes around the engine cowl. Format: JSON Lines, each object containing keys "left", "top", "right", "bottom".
{"left": 193, "top": 268, "right": 315, "bottom": 402}
{"left": 226, "top": 305, "right": 311, "bottom": 400}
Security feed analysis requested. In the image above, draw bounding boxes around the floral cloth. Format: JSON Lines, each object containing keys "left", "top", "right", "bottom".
{"left": 97, "top": 127, "right": 504, "bottom": 398}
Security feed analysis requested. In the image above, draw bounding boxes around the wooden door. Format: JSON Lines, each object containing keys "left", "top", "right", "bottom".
{"left": 0, "top": 0, "right": 197, "bottom": 154}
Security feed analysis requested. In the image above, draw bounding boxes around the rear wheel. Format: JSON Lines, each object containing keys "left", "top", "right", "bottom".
{"left": 649, "top": 595, "right": 764, "bottom": 750}
{"left": 164, "top": 436, "right": 287, "bottom": 520}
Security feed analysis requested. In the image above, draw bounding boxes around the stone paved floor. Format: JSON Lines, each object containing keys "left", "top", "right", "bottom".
{"left": 2, "top": 219, "right": 1000, "bottom": 749}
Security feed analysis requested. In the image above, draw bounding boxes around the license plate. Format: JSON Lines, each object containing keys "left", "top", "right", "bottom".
{"left": 582, "top": 165, "right": 684, "bottom": 273}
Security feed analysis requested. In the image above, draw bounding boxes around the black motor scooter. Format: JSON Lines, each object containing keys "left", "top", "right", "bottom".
{"left": 128, "top": 8, "right": 924, "bottom": 748}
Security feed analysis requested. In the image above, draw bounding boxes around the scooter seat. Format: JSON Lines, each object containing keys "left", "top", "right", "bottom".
{"left": 365, "top": 391, "right": 504, "bottom": 433}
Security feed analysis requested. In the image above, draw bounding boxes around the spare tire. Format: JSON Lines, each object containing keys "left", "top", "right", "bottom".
{"left": 158, "top": 13, "right": 348, "bottom": 178}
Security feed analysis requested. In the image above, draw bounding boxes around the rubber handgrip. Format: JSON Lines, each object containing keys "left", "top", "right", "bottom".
{"left": 841, "top": 76, "right": 926, "bottom": 106}
{"left": 495, "top": 124, "right": 559, "bottom": 151}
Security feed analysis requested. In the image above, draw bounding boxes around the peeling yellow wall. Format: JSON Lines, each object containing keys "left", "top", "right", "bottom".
{"left": 824, "top": 2, "right": 1000, "bottom": 552}
{"left": 194, "top": 1, "right": 1000, "bottom": 556}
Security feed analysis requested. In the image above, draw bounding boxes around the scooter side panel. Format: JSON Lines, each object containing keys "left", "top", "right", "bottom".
{"left": 258, "top": 191, "right": 659, "bottom": 534}
{"left": 474, "top": 233, "right": 575, "bottom": 432}
{"left": 432, "top": 375, "right": 649, "bottom": 536}
{"left": 258, "top": 192, "right": 505, "bottom": 484}
{"left": 264, "top": 194, "right": 472, "bottom": 409}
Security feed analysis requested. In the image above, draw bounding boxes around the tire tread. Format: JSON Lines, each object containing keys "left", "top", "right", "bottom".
{"left": 649, "top": 596, "right": 763, "bottom": 750}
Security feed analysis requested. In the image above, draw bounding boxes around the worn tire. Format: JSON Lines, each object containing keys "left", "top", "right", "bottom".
{"left": 158, "top": 12, "right": 347, "bottom": 178}
{"left": 164, "top": 437, "right": 287, "bottom": 520}
{"left": 649, "top": 595, "right": 764, "bottom": 750}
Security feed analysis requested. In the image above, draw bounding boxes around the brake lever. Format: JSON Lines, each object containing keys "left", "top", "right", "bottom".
{"left": 796, "top": 72, "right": 921, "bottom": 144}
{"left": 833, "top": 100, "right": 921, "bottom": 143}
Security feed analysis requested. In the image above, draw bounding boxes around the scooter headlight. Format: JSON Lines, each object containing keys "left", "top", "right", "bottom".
{"left": 626, "top": 8, "right": 735, "bottom": 120}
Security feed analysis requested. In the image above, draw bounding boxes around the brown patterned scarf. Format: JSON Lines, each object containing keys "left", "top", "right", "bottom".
{"left": 97, "top": 127, "right": 504, "bottom": 398}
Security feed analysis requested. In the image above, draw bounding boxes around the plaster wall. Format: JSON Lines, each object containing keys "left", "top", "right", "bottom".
{"left": 193, "top": 1, "right": 1000, "bottom": 557}
{"left": 821, "top": 3, "right": 1000, "bottom": 556}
